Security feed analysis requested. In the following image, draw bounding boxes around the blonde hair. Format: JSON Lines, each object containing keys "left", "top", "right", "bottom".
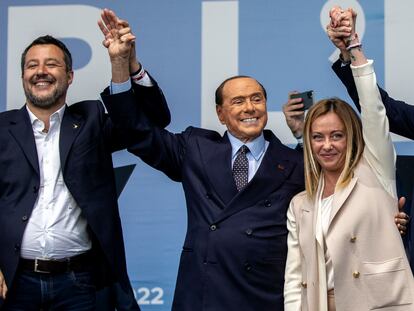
{"left": 303, "top": 98, "right": 364, "bottom": 198}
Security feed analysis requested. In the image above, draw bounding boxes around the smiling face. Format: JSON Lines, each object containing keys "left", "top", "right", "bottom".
{"left": 22, "top": 44, "right": 73, "bottom": 110}
{"left": 310, "top": 111, "right": 347, "bottom": 176}
{"left": 216, "top": 77, "right": 268, "bottom": 143}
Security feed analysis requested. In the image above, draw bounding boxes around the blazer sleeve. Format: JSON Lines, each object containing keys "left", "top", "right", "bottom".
{"left": 284, "top": 199, "right": 302, "bottom": 311}
{"left": 332, "top": 59, "right": 414, "bottom": 140}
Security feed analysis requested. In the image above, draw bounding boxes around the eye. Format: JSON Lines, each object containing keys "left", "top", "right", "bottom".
{"left": 232, "top": 98, "right": 245, "bottom": 105}
{"left": 26, "top": 63, "right": 37, "bottom": 69}
{"left": 332, "top": 132, "right": 344, "bottom": 140}
{"left": 251, "top": 95, "right": 263, "bottom": 103}
{"left": 46, "top": 62, "right": 58, "bottom": 68}
{"left": 311, "top": 134, "right": 323, "bottom": 141}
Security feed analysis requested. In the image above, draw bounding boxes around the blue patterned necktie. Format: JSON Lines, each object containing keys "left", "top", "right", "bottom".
{"left": 232, "top": 145, "right": 249, "bottom": 191}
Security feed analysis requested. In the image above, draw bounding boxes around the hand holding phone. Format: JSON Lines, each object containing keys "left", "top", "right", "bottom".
{"left": 290, "top": 90, "right": 314, "bottom": 111}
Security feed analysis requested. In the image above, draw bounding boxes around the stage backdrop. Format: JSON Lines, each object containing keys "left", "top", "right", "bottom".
{"left": 1, "top": 0, "right": 414, "bottom": 309}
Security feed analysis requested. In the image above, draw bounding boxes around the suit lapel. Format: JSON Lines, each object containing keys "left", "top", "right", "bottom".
{"left": 8, "top": 107, "right": 39, "bottom": 175}
{"left": 214, "top": 131, "right": 299, "bottom": 223}
{"left": 59, "top": 108, "right": 83, "bottom": 172}
{"left": 199, "top": 133, "right": 238, "bottom": 206}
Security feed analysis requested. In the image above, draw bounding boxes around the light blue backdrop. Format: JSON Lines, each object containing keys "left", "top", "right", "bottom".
{"left": 1, "top": 1, "right": 412, "bottom": 309}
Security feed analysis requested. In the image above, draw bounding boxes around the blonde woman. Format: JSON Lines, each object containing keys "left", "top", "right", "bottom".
{"left": 284, "top": 7, "right": 414, "bottom": 311}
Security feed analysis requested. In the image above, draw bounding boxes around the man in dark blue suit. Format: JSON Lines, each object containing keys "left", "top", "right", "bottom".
{"left": 0, "top": 13, "right": 170, "bottom": 310}
{"left": 123, "top": 75, "right": 305, "bottom": 310}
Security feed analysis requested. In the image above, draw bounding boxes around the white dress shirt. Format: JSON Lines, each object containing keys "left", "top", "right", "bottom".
{"left": 20, "top": 74, "right": 151, "bottom": 260}
{"left": 227, "top": 132, "right": 269, "bottom": 182}
{"left": 21, "top": 105, "right": 91, "bottom": 259}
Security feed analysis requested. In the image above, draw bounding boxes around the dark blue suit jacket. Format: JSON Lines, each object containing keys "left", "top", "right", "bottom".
{"left": 126, "top": 86, "right": 305, "bottom": 310}
{"left": 332, "top": 59, "right": 414, "bottom": 270}
{"left": 0, "top": 81, "right": 170, "bottom": 308}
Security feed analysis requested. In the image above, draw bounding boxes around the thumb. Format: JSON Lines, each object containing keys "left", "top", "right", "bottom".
{"left": 398, "top": 197, "right": 406, "bottom": 212}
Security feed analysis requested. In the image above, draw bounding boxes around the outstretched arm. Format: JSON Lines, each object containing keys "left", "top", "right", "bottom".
{"left": 98, "top": 9, "right": 171, "bottom": 128}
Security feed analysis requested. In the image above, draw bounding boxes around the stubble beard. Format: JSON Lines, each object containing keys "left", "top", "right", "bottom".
{"left": 24, "top": 76, "right": 68, "bottom": 109}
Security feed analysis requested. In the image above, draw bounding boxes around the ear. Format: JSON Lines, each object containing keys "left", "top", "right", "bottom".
{"left": 216, "top": 105, "right": 226, "bottom": 125}
{"left": 67, "top": 70, "right": 74, "bottom": 85}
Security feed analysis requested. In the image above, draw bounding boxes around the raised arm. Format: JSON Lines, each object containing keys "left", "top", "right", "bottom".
{"left": 329, "top": 7, "right": 396, "bottom": 197}
{"left": 98, "top": 9, "right": 171, "bottom": 128}
{"left": 328, "top": 9, "right": 414, "bottom": 140}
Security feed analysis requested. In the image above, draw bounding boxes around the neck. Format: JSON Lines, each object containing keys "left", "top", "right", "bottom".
{"left": 26, "top": 101, "right": 64, "bottom": 131}
{"left": 322, "top": 171, "right": 341, "bottom": 198}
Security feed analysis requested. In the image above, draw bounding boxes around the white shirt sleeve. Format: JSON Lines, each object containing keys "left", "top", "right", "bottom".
{"left": 351, "top": 60, "right": 397, "bottom": 199}
{"left": 284, "top": 200, "right": 302, "bottom": 311}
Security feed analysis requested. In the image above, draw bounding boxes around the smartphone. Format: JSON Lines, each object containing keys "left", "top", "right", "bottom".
{"left": 290, "top": 90, "right": 314, "bottom": 111}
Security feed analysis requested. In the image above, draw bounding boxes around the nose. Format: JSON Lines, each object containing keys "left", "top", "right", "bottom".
{"left": 243, "top": 99, "right": 255, "bottom": 112}
{"left": 36, "top": 64, "right": 48, "bottom": 75}
{"left": 322, "top": 139, "right": 333, "bottom": 151}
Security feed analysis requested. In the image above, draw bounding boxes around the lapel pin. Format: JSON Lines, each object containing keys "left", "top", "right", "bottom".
{"left": 277, "top": 164, "right": 285, "bottom": 170}
{"left": 72, "top": 123, "right": 79, "bottom": 129}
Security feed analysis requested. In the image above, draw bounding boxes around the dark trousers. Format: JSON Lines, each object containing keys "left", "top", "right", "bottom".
{"left": 3, "top": 269, "right": 96, "bottom": 310}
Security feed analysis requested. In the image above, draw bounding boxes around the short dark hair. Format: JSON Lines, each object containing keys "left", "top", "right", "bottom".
{"left": 21, "top": 35, "right": 72, "bottom": 74}
{"left": 215, "top": 75, "right": 267, "bottom": 106}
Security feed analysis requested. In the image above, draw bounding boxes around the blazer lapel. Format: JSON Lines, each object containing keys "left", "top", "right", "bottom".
{"left": 8, "top": 107, "right": 39, "bottom": 175}
{"left": 198, "top": 133, "right": 238, "bottom": 206}
{"left": 329, "top": 176, "right": 358, "bottom": 228}
{"left": 214, "top": 131, "right": 299, "bottom": 223}
{"left": 59, "top": 109, "right": 83, "bottom": 172}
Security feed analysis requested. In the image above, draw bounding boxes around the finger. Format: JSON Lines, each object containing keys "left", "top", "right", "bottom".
{"left": 397, "top": 223, "right": 407, "bottom": 231}
{"left": 101, "top": 9, "right": 112, "bottom": 30}
{"left": 398, "top": 196, "right": 406, "bottom": 212}
{"left": 107, "top": 9, "right": 119, "bottom": 30}
{"left": 98, "top": 20, "right": 109, "bottom": 36}
{"left": 118, "top": 27, "right": 132, "bottom": 36}
{"left": 120, "top": 33, "right": 136, "bottom": 43}
{"left": 1, "top": 283, "right": 6, "bottom": 299}
{"left": 284, "top": 103, "right": 304, "bottom": 113}
{"left": 395, "top": 216, "right": 408, "bottom": 226}
{"left": 102, "top": 39, "right": 110, "bottom": 48}
{"left": 118, "top": 19, "right": 130, "bottom": 28}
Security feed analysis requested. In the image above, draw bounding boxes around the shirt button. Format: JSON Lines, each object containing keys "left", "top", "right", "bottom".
{"left": 21, "top": 215, "right": 28, "bottom": 222}
{"left": 244, "top": 263, "right": 252, "bottom": 271}
{"left": 245, "top": 228, "right": 253, "bottom": 236}
{"left": 264, "top": 200, "right": 272, "bottom": 207}
{"left": 353, "top": 271, "right": 360, "bottom": 278}
{"left": 350, "top": 236, "right": 357, "bottom": 243}
{"left": 301, "top": 281, "right": 307, "bottom": 288}
{"left": 14, "top": 244, "right": 20, "bottom": 252}
{"left": 210, "top": 224, "right": 217, "bottom": 231}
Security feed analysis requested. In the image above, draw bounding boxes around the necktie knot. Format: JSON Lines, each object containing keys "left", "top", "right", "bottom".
{"left": 233, "top": 145, "right": 249, "bottom": 191}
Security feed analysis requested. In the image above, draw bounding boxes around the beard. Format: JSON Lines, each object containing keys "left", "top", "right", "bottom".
{"left": 24, "top": 74, "right": 68, "bottom": 109}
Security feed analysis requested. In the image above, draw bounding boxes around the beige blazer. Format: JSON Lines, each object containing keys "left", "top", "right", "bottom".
{"left": 286, "top": 157, "right": 414, "bottom": 311}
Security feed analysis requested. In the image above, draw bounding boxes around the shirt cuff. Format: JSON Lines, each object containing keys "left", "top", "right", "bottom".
{"left": 110, "top": 79, "right": 132, "bottom": 94}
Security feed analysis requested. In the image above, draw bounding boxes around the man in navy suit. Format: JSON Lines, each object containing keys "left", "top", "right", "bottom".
{"left": 0, "top": 12, "right": 169, "bottom": 310}
{"left": 123, "top": 74, "right": 305, "bottom": 310}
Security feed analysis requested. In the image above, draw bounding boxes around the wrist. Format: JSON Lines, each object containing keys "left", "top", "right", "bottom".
{"left": 339, "top": 51, "right": 351, "bottom": 65}
{"left": 130, "top": 59, "right": 141, "bottom": 75}
{"left": 345, "top": 33, "right": 360, "bottom": 47}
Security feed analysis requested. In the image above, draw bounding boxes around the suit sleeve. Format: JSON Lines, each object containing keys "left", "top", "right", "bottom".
{"left": 332, "top": 59, "right": 414, "bottom": 140}
{"left": 131, "top": 73, "right": 171, "bottom": 128}
{"left": 284, "top": 199, "right": 302, "bottom": 311}
{"left": 102, "top": 78, "right": 187, "bottom": 182}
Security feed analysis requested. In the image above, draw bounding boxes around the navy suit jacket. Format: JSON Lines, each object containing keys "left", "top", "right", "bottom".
{"left": 0, "top": 81, "right": 170, "bottom": 305}
{"left": 332, "top": 59, "right": 414, "bottom": 270}
{"left": 126, "top": 85, "right": 305, "bottom": 310}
